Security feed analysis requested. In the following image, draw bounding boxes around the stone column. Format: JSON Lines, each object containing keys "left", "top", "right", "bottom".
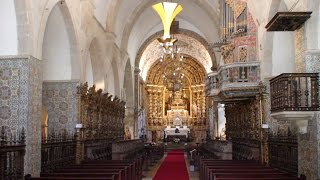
{"left": 0, "top": 56, "right": 42, "bottom": 176}
{"left": 133, "top": 68, "right": 141, "bottom": 138}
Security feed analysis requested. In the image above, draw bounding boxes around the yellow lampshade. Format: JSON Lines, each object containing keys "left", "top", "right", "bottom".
{"left": 152, "top": 2, "right": 183, "bottom": 40}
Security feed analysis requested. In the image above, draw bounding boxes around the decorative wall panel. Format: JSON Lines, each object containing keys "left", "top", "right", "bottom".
{"left": 298, "top": 112, "right": 319, "bottom": 179}
{"left": 42, "top": 81, "right": 79, "bottom": 134}
{"left": 0, "top": 55, "right": 42, "bottom": 176}
{"left": 305, "top": 51, "right": 320, "bottom": 73}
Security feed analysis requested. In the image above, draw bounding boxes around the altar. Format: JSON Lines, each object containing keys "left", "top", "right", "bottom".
{"left": 164, "top": 126, "right": 190, "bottom": 139}
{"left": 164, "top": 114, "right": 190, "bottom": 140}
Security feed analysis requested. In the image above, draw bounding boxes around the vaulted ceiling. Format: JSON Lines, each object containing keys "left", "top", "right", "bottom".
{"left": 92, "top": 0, "right": 313, "bottom": 77}
{"left": 93, "top": 0, "right": 221, "bottom": 74}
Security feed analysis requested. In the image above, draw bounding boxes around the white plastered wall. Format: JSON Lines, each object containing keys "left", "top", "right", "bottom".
{"left": 0, "top": 0, "right": 18, "bottom": 55}
{"left": 271, "top": 32, "right": 295, "bottom": 75}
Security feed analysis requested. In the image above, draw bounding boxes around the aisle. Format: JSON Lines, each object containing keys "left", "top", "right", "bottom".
{"left": 153, "top": 150, "right": 189, "bottom": 180}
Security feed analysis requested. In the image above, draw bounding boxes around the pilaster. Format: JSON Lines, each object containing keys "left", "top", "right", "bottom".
{"left": 0, "top": 55, "right": 42, "bottom": 176}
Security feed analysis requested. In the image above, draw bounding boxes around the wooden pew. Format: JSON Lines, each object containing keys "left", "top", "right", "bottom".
{"left": 72, "top": 164, "right": 132, "bottom": 180}
{"left": 40, "top": 172, "right": 121, "bottom": 180}
{"left": 215, "top": 178, "right": 304, "bottom": 180}
{"left": 199, "top": 159, "right": 304, "bottom": 180}
{"left": 25, "top": 174, "right": 114, "bottom": 180}
{"left": 80, "top": 161, "right": 135, "bottom": 180}
{"left": 54, "top": 168, "right": 125, "bottom": 180}
{"left": 200, "top": 159, "right": 261, "bottom": 180}
{"left": 26, "top": 159, "right": 139, "bottom": 180}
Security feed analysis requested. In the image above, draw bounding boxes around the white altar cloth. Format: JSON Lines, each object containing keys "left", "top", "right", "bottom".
{"left": 164, "top": 126, "right": 190, "bottom": 138}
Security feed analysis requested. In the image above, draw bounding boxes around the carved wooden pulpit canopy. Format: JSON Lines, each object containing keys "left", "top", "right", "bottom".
{"left": 266, "top": 12, "right": 312, "bottom": 31}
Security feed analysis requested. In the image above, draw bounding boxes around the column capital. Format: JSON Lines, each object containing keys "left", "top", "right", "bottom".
{"left": 134, "top": 67, "right": 141, "bottom": 74}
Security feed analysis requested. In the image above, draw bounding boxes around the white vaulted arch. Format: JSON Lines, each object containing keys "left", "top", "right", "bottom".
{"left": 42, "top": 1, "right": 80, "bottom": 80}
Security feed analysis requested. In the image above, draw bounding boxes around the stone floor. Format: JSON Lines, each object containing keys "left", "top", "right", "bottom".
{"left": 142, "top": 152, "right": 199, "bottom": 180}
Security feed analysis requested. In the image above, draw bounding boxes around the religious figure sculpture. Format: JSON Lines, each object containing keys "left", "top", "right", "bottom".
{"left": 124, "top": 126, "right": 131, "bottom": 140}
{"left": 192, "top": 102, "right": 198, "bottom": 116}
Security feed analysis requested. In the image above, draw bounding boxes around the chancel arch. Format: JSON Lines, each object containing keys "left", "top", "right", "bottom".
{"left": 135, "top": 29, "right": 217, "bottom": 74}
{"left": 145, "top": 54, "right": 207, "bottom": 142}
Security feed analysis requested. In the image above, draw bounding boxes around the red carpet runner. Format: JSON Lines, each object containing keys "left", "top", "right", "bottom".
{"left": 153, "top": 150, "right": 189, "bottom": 180}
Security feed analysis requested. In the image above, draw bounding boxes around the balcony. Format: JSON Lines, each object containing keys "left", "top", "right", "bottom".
{"left": 206, "top": 62, "right": 261, "bottom": 100}
{"left": 270, "top": 73, "right": 319, "bottom": 133}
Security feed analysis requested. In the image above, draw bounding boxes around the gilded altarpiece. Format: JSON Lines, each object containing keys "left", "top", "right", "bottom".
{"left": 145, "top": 56, "right": 208, "bottom": 142}
{"left": 145, "top": 85, "right": 207, "bottom": 142}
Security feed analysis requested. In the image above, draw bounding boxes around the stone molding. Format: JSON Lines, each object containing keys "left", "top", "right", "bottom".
{"left": 271, "top": 111, "right": 316, "bottom": 134}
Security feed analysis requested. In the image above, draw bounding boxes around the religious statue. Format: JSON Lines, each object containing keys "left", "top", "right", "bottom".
{"left": 124, "top": 126, "right": 131, "bottom": 140}
{"left": 220, "top": 128, "right": 226, "bottom": 140}
{"left": 192, "top": 102, "right": 198, "bottom": 116}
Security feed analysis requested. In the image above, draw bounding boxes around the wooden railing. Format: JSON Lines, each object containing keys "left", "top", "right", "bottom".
{"left": 41, "top": 133, "right": 76, "bottom": 173}
{"left": 270, "top": 73, "right": 319, "bottom": 112}
{"left": 232, "top": 138, "right": 261, "bottom": 161}
{"left": 268, "top": 135, "right": 298, "bottom": 175}
{"left": 83, "top": 139, "right": 112, "bottom": 160}
{"left": 202, "top": 140, "right": 232, "bottom": 160}
{"left": 0, "top": 126, "right": 25, "bottom": 180}
{"left": 112, "top": 139, "right": 144, "bottom": 160}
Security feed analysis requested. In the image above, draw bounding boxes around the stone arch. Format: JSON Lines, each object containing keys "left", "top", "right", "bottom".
{"left": 124, "top": 59, "right": 134, "bottom": 108}
{"left": 41, "top": 0, "right": 80, "bottom": 80}
{"left": 89, "top": 38, "right": 105, "bottom": 90}
{"left": 105, "top": 0, "right": 123, "bottom": 32}
{"left": 135, "top": 29, "right": 217, "bottom": 71}
{"left": 0, "top": 1, "right": 18, "bottom": 55}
